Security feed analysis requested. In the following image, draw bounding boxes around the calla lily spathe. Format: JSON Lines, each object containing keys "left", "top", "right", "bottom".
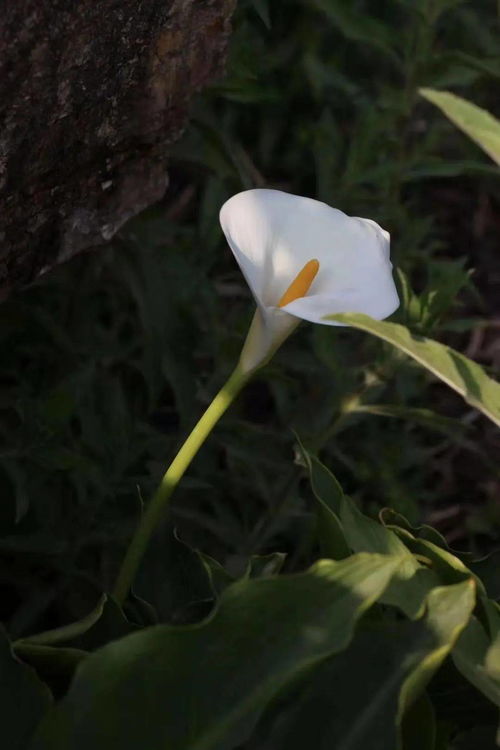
{"left": 220, "top": 189, "right": 399, "bottom": 373}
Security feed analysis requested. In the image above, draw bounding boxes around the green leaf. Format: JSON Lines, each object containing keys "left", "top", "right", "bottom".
{"left": 380, "top": 508, "right": 474, "bottom": 564}
{"left": 446, "top": 51, "right": 500, "bottom": 81}
{"left": 253, "top": 581, "right": 474, "bottom": 750}
{"left": 251, "top": 0, "right": 271, "bottom": 28}
{"left": 247, "top": 552, "right": 286, "bottom": 578}
{"left": 392, "top": 533, "right": 480, "bottom": 590}
{"left": 0, "top": 627, "right": 52, "bottom": 750}
{"left": 310, "top": 0, "right": 399, "bottom": 62}
{"left": 135, "top": 526, "right": 213, "bottom": 624}
{"left": 405, "top": 159, "right": 499, "bottom": 180}
{"left": 420, "top": 88, "right": 500, "bottom": 166}
{"left": 470, "top": 551, "right": 500, "bottom": 601}
{"left": 124, "top": 592, "right": 159, "bottom": 628}
{"left": 302, "top": 448, "right": 438, "bottom": 618}
{"left": 197, "top": 551, "right": 236, "bottom": 597}
{"left": 17, "top": 595, "right": 108, "bottom": 648}
{"left": 31, "top": 554, "right": 400, "bottom": 750}
{"left": 398, "top": 581, "right": 476, "bottom": 716}
{"left": 297, "top": 442, "right": 350, "bottom": 561}
{"left": 327, "top": 313, "right": 500, "bottom": 428}
{"left": 77, "top": 597, "right": 140, "bottom": 651}
{"left": 401, "top": 693, "right": 436, "bottom": 750}
{"left": 453, "top": 616, "right": 500, "bottom": 709}
{"left": 353, "top": 403, "right": 467, "bottom": 438}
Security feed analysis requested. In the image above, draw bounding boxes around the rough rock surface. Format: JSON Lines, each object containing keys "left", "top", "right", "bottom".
{"left": 0, "top": 0, "right": 235, "bottom": 297}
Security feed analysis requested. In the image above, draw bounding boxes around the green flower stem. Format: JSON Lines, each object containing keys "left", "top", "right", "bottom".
{"left": 113, "top": 366, "right": 250, "bottom": 605}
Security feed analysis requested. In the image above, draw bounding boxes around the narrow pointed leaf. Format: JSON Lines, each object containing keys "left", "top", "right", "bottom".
{"left": 327, "top": 313, "right": 500, "bottom": 428}
{"left": 420, "top": 88, "right": 500, "bottom": 166}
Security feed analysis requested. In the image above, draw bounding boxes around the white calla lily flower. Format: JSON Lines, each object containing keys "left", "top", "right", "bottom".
{"left": 114, "top": 188, "right": 400, "bottom": 602}
{"left": 220, "top": 189, "right": 399, "bottom": 373}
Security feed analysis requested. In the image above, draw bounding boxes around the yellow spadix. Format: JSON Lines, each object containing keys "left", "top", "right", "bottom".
{"left": 278, "top": 259, "right": 320, "bottom": 308}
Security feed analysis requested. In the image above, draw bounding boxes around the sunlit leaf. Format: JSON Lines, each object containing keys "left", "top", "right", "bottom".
{"left": 420, "top": 88, "right": 500, "bottom": 166}
{"left": 254, "top": 581, "right": 474, "bottom": 750}
{"left": 31, "top": 554, "right": 400, "bottom": 750}
{"left": 327, "top": 314, "right": 500, "bottom": 428}
{"left": 300, "top": 447, "right": 439, "bottom": 618}
{"left": 453, "top": 616, "right": 500, "bottom": 709}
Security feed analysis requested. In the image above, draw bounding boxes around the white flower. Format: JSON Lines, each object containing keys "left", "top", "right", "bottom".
{"left": 220, "top": 189, "right": 399, "bottom": 374}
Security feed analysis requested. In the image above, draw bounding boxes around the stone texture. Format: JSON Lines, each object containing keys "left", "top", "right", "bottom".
{"left": 0, "top": 0, "right": 235, "bottom": 297}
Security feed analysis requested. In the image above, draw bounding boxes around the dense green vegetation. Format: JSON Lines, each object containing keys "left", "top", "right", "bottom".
{"left": 1, "top": 1, "right": 499, "bottom": 747}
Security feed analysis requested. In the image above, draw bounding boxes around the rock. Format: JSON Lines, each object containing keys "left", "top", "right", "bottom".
{"left": 0, "top": 0, "right": 235, "bottom": 297}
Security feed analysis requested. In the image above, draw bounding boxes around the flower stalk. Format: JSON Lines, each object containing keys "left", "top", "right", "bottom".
{"left": 113, "top": 366, "right": 249, "bottom": 605}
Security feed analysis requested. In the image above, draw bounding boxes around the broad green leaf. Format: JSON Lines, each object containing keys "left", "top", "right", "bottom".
{"left": 380, "top": 508, "right": 474, "bottom": 564}
{"left": 304, "top": 447, "right": 406, "bottom": 557}
{"left": 420, "top": 88, "right": 500, "bottom": 166}
{"left": 0, "top": 628, "right": 52, "bottom": 750}
{"left": 467, "top": 598, "right": 500, "bottom": 701}
{"left": 401, "top": 693, "right": 436, "bottom": 750}
{"left": 31, "top": 554, "right": 400, "bottom": 750}
{"left": 298, "top": 442, "right": 350, "bottom": 560}
{"left": 485, "top": 634, "right": 500, "bottom": 685}
{"left": 482, "top": 599, "right": 500, "bottom": 645}
{"left": 302, "top": 449, "right": 438, "bottom": 618}
{"left": 398, "top": 581, "right": 476, "bottom": 716}
{"left": 392, "top": 533, "right": 481, "bottom": 589}
{"left": 253, "top": 581, "right": 474, "bottom": 750}
{"left": 453, "top": 616, "right": 500, "bottom": 709}
{"left": 327, "top": 313, "right": 500, "bottom": 428}
{"left": 470, "top": 551, "right": 500, "bottom": 600}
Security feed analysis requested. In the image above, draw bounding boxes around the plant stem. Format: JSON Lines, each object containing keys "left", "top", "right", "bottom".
{"left": 113, "top": 366, "right": 249, "bottom": 605}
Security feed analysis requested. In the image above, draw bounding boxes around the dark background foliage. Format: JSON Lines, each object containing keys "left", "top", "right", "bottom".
{"left": 0, "top": 0, "right": 499, "bottom": 638}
